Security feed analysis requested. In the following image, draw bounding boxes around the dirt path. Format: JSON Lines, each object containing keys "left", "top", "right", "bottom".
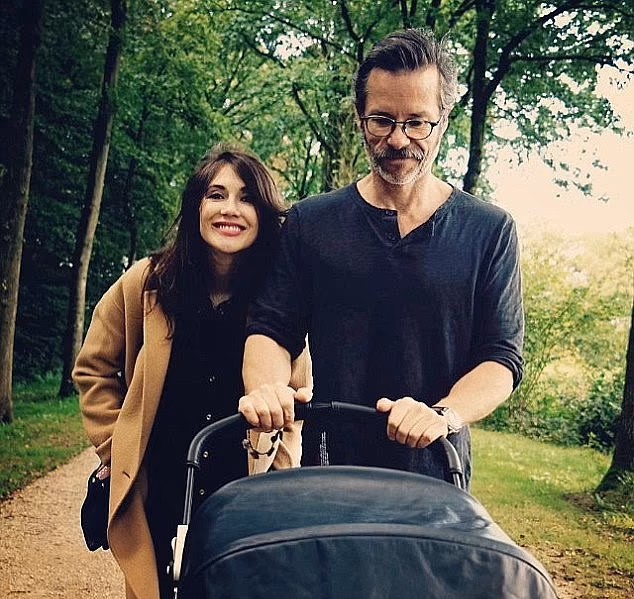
{"left": 0, "top": 448, "right": 596, "bottom": 599}
{"left": 0, "top": 448, "right": 124, "bottom": 598}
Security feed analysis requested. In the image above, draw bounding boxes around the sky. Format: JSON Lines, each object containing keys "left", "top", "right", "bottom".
{"left": 489, "top": 69, "right": 633, "bottom": 237}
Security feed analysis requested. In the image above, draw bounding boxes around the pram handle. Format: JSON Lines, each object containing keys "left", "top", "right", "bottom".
{"left": 182, "top": 401, "right": 465, "bottom": 524}
{"left": 299, "top": 402, "right": 464, "bottom": 490}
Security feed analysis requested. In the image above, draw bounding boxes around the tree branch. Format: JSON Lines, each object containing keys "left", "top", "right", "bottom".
{"left": 291, "top": 82, "right": 333, "bottom": 155}
{"left": 238, "top": 33, "right": 286, "bottom": 68}
{"left": 340, "top": 0, "right": 361, "bottom": 43}
{"left": 448, "top": 0, "right": 476, "bottom": 30}
{"left": 217, "top": 4, "right": 355, "bottom": 59}
{"left": 511, "top": 53, "right": 621, "bottom": 69}
{"left": 424, "top": 0, "right": 440, "bottom": 30}
{"left": 484, "top": 0, "right": 588, "bottom": 99}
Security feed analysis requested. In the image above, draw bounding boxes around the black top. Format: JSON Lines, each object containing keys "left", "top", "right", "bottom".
{"left": 246, "top": 183, "right": 524, "bottom": 483}
{"left": 146, "top": 296, "right": 249, "bottom": 529}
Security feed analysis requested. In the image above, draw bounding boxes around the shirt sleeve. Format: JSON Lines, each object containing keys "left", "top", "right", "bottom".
{"left": 246, "top": 206, "right": 308, "bottom": 360}
{"left": 472, "top": 216, "right": 524, "bottom": 388}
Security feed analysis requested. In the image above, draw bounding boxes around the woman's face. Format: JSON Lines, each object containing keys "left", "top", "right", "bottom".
{"left": 199, "top": 163, "right": 259, "bottom": 260}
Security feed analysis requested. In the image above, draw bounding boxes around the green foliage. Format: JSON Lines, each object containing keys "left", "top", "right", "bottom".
{"left": 13, "top": 0, "right": 251, "bottom": 379}
{"left": 483, "top": 228, "right": 632, "bottom": 452}
{"left": 473, "top": 1, "right": 632, "bottom": 194}
{"left": 9, "top": 0, "right": 633, "bottom": 397}
{"left": 11, "top": 0, "right": 110, "bottom": 381}
{"left": 0, "top": 374, "right": 87, "bottom": 500}
{"left": 576, "top": 372, "right": 623, "bottom": 451}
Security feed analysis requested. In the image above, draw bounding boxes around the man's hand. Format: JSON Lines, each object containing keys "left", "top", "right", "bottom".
{"left": 376, "top": 397, "right": 448, "bottom": 448}
{"left": 239, "top": 384, "right": 312, "bottom": 431}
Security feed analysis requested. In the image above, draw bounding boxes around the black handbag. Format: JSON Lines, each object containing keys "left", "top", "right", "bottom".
{"left": 80, "top": 466, "right": 110, "bottom": 551}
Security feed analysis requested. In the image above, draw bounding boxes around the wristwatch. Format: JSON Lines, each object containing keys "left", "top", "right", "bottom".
{"left": 432, "top": 406, "right": 464, "bottom": 434}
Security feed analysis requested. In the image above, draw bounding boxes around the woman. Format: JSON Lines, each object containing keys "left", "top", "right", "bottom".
{"left": 73, "top": 145, "right": 310, "bottom": 599}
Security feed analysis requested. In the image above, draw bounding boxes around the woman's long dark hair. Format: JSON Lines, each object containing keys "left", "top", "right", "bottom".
{"left": 144, "top": 144, "right": 286, "bottom": 333}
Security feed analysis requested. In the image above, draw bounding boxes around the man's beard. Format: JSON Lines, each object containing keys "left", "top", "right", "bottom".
{"left": 364, "top": 139, "right": 429, "bottom": 186}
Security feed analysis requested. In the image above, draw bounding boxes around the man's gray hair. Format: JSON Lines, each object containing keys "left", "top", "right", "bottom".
{"left": 353, "top": 28, "right": 458, "bottom": 117}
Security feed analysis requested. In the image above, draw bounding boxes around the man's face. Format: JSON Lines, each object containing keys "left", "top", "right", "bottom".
{"left": 361, "top": 67, "right": 447, "bottom": 186}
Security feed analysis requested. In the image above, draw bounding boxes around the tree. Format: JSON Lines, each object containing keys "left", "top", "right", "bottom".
{"left": 458, "top": 0, "right": 633, "bottom": 194}
{"left": 485, "top": 230, "right": 632, "bottom": 440}
{"left": 0, "top": 0, "right": 44, "bottom": 423}
{"left": 58, "top": 0, "right": 127, "bottom": 397}
{"left": 12, "top": 0, "right": 252, "bottom": 382}
{"left": 203, "top": 1, "right": 632, "bottom": 198}
{"left": 11, "top": 0, "right": 109, "bottom": 383}
{"left": 597, "top": 298, "right": 634, "bottom": 491}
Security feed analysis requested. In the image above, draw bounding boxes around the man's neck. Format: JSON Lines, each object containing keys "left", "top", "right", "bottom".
{"left": 357, "top": 172, "right": 453, "bottom": 235}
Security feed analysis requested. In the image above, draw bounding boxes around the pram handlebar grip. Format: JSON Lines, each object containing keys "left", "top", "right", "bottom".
{"left": 182, "top": 401, "right": 465, "bottom": 525}
{"left": 296, "top": 402, "right": 464, "bottom": 489}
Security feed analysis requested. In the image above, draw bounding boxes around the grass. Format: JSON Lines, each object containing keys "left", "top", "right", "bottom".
{"left": 1, "top": 379, "right": 633, "bottom": 596}
{"left": 0, "top": 375, "right": 88, "bottom": 500}
{"left": 471, "top": 428, "right": 634, "bottom": 598}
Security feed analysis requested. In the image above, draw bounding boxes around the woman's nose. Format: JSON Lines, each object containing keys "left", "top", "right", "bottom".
{"left": 220, "top": 197, "right": 241, "bottom": 215}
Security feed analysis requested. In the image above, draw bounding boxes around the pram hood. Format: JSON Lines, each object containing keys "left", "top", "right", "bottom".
{"left": 179, "top": 466, "right": 558, "bottom": 599}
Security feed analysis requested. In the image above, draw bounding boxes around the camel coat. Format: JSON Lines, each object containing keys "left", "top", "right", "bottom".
{"left": 73, "top": 258, "right": 307, "bottom": 599}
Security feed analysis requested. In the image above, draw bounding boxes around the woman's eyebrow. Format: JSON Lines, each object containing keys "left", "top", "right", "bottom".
{"left": 207, "top": 184, "right": 248, "bottom": 193}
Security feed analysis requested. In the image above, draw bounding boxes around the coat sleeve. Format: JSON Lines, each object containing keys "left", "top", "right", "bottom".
{"left": 72, "top": 262, "right": 147, "bottom": 465}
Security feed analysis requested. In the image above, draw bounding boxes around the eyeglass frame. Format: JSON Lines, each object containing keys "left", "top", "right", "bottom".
{"left": 360, "top": 114, "right": 441, "bottom": 140}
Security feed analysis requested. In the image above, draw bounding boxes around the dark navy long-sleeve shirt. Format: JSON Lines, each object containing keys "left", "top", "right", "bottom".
{"left": 247, "top": 183, "right": 524, "bottom": 483}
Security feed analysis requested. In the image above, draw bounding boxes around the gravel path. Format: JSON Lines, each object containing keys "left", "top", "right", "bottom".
{"left": 0, "top": 448, "right": 124, "bottom": 598}
{"left": 0, "top": 447, "right": 596, "bottom": 599}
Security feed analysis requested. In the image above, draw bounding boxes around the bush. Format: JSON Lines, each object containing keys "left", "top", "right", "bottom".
{"left": 574, "top": 372, "right": 622, "bottom": 452}
{"left": 482, "top": 370, "right": 623, "bottom": 453}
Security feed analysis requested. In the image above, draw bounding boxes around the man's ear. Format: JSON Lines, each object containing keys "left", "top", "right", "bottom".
{"left": 439, "top": 111, "right": 451, "bottom": 135}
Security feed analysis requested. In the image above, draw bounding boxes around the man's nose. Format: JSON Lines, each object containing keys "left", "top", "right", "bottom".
{"left": 386, "top": 124, "right": 410, "bottom": 149}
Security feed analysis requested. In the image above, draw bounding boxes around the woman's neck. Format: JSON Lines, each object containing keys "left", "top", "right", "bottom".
{"left": 207, "top": 253, "right": 239, "bottom": 305}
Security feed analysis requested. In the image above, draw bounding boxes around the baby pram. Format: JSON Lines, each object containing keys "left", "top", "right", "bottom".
{"left": 171, "top": 402, "right": 558, "bottom": 598}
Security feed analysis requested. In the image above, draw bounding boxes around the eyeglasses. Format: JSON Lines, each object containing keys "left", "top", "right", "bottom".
{"left": 361, "top": 115, "right": 440, "bottom": 140}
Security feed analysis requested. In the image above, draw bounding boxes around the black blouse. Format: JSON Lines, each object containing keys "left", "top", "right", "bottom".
{"left": 146, "top": 295, "right": 249, "bottom": 529}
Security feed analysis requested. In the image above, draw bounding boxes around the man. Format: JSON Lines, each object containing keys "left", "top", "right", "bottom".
{"left": 239, "top": 28, "right": 523, "bottom": 486}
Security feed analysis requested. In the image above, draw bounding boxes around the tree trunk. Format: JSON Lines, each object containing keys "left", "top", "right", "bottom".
{"left": 122, "top": 155, "right": 139, "bottom": 267}
{"left": 597, "top": 297, "right": 634, "bottom": 491}
{"left": 463, "top": 0, "right": 496, "bottom": 195}
{"left": 58, "top": 0, "right": 127, "bottom": 397}
{"left": 0, "top": 0, "right": 44, "bottom": 423}
{"left": 425, "top": 0, "right": 442, "bottom": 30}
{"left": 121, "top": 104, "right": 149, "bottom": 268}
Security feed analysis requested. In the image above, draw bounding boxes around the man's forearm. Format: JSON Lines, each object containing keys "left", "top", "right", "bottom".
{"left": 434, "top": 361, "right": 514, "bottom": 425}
{"left": 243, "top": 334, "right": 293, "bottom": 393}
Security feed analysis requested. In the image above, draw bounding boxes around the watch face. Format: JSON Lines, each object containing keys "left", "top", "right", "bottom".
{"left": 434, "top": 407, "right": 463, "bottom": 433}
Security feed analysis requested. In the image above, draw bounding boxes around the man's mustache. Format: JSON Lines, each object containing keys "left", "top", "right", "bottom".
{"left": 375, "top": 148, "right": 425, "bottom": 160}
